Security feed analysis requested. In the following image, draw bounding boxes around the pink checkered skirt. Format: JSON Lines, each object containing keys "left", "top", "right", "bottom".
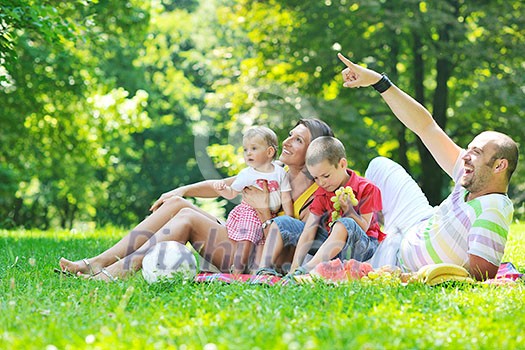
{"left": 226, "top": 202, "right": 264, "bottom": 245}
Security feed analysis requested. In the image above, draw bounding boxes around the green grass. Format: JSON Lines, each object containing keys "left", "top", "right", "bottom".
{"left": 1, "top": 224, "right": 525, "bottom": 349}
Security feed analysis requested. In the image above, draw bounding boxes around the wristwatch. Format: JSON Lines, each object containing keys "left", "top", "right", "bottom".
{"left": 261, "top": 219, "right": 273, "bottom": 229}
{"left": 372, "top": 73, "right": 393, "bottom": 93}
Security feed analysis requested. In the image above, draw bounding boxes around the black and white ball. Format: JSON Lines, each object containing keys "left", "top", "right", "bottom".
{"left": 142, "top": 241, "right": 198, "bottom": 283}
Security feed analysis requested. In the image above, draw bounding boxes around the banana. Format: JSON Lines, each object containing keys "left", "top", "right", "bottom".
{"left": 426, "top": 274, "right": 474, "bottom": 286}
{"left": 415, "top": 264, "right": 434, "bottom": 279}
{"left": 416, "top": 263, "right": 471, "bottom": 285}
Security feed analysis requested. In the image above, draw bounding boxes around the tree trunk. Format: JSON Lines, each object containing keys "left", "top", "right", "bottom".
{"left": 389, "top": 41, "right": 410, "bottom": 171}
{"left": 412, "top": 30, "right": 426, "bottom": 187}
{"left": 412, "top": 31, "right": 443, "bottom": 205}
{"left": 418, "top": 29, "right": 453, "bottom": 205}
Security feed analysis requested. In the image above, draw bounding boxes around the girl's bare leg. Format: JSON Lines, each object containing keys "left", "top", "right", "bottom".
{"left": 249, "top": 244, "right": 264, "bottom": 273}
{"left": 90, "top": 208, "right": 235, "bottom": 280}
{"left": 257, "top": 223, "right": 285, "bottom": 269}
{"left": 59, "top": 197, "right": 218, "bottom": 274}
{"left": 231, "top": 240, "right": 255, "bottom": 274}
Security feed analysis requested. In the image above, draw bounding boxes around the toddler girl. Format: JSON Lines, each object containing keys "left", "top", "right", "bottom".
{"left": 214, "top": 126, "right": 293, "bottom": 273}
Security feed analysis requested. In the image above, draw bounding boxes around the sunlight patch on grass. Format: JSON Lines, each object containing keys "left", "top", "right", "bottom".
{"left": 503, "top": 221, "right": 525, "bottom": 268}
{"left": 0, "top": 223, "right": 524, "bottom": 349}
{"left": 0, "top": 226, "right": 127, "bottom": 240}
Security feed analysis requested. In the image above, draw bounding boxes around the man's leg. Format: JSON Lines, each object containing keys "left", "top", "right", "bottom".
{"left": 365, "top": 157, "right": 434, "bottom": 235}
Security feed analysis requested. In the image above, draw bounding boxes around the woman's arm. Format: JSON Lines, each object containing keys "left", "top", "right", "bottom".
{"left": 242, "top": 181, "right": 273, "bottom": 224}
{"left": 281, "top": 191, "right": 294, "bottom": 217}
{"left": 150, "top": 176, "right": 236, "bottom": 212}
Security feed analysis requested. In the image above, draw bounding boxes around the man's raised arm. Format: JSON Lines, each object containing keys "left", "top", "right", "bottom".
{"left": 337, "top": 53, "right": 462, "bottom": 177}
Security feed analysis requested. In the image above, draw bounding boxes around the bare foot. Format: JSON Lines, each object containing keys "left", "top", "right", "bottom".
{"left": 59, "top": 257, "right": 97, "bottom": 275}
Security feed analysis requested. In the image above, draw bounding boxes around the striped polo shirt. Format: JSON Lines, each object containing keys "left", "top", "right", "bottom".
{"left": 399, "top": 154, "right": 514, "bottom": 272}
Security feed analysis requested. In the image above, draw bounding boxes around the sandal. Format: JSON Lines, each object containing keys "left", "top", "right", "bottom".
{"left": 81, "top": 258, "right": 95, "bottom": 276}
{"left": 254, "top": 267, "right": 282, "bottom": 277}
{"left": 90, "top": 268, "right": 117, "bottom": 282}
{"left": 281, "top": 266, "right": 308, "bottom": 284}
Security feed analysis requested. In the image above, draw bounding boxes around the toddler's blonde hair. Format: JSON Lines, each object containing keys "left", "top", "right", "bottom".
{"left": 243, "top": 126, "right": 279, "bottom": 160}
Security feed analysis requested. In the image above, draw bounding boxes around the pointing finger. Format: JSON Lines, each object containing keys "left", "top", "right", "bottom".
{"left": 337, "top": 52, "right": 355, "bottom": 68}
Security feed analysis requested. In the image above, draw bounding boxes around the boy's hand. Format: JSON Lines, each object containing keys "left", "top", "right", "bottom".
{"left": 338, "top": 195, "right": 348, "bottom": 214}
{"left": 339, "top": 196, "right": 357, "bottom": 217}
{"left": 331, "top": 186, "right": 358, "bottom": 221}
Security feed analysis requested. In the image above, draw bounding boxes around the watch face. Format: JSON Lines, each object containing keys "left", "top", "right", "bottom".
{"left": 262, "top": 220, "right": 272, "bottom": 229}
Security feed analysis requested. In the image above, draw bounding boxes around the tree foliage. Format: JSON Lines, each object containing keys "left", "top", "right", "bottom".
{"left": 214, "top": 0, "right": 524, "bottom": 205}
{"left": 1, "top": 0, "right": 152, "bottom": 228}
{"left": 1, "top": 0, "right": 523, "bottom": 228}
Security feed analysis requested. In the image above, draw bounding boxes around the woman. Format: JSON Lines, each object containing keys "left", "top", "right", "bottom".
{"left": 58, "top": 119, "right": 334, "bottom": 280}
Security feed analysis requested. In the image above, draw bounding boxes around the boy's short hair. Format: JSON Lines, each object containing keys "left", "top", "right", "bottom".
{"left": 243, "top": 126, "right": 279, "bottom": 159}
{"left": 306, "top": 136, "right": 346, "bottom": 167}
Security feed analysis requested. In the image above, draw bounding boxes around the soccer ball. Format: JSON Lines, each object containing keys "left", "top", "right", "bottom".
{"left": 142, "top": 241, "right": 198, "bottom": 284}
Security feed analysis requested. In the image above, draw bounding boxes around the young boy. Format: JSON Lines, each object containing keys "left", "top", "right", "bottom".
{"left": 289, "top": 136, "right": 385, "bottom": 275}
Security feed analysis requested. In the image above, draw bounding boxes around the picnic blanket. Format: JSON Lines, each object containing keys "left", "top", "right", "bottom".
{"left": 496, "top": 262, "right": 523, "bottom": 280}
{"left": 193, "top": 262, "right": 523, "bottom": 285}
{"left": 194, "top": 273, "right": 283, "bottom": 286}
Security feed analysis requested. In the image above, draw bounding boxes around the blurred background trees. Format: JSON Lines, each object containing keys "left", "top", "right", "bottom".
{"left": 1, "top": 0, "right": 523, "bottom": 229}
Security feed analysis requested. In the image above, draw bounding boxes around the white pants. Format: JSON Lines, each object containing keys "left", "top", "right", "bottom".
{"left": 365, "top": 157, "right": 434, "bottom": 267}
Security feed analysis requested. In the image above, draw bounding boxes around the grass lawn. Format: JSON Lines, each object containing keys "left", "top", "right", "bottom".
{"left": 1, "top": 223, "right": 524, "bottom": 349}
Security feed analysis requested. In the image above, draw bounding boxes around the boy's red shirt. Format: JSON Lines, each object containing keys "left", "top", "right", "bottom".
{"left": 309, "top": 169, "right": 385, "bottom": 241}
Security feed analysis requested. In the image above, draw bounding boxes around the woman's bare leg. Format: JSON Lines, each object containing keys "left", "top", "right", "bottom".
{"left": 89, "top": 208, "right": 235, "bottom": 280}
{"left": 59, "top": 197, "right": 217, "bottom": 274}
{"left": 274, "top": 246, "right": 295, "bottom": 274}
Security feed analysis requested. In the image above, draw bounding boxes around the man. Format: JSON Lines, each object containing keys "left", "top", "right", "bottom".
{"left": 338, "top": 52, "right": 519, "bottom": 280}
